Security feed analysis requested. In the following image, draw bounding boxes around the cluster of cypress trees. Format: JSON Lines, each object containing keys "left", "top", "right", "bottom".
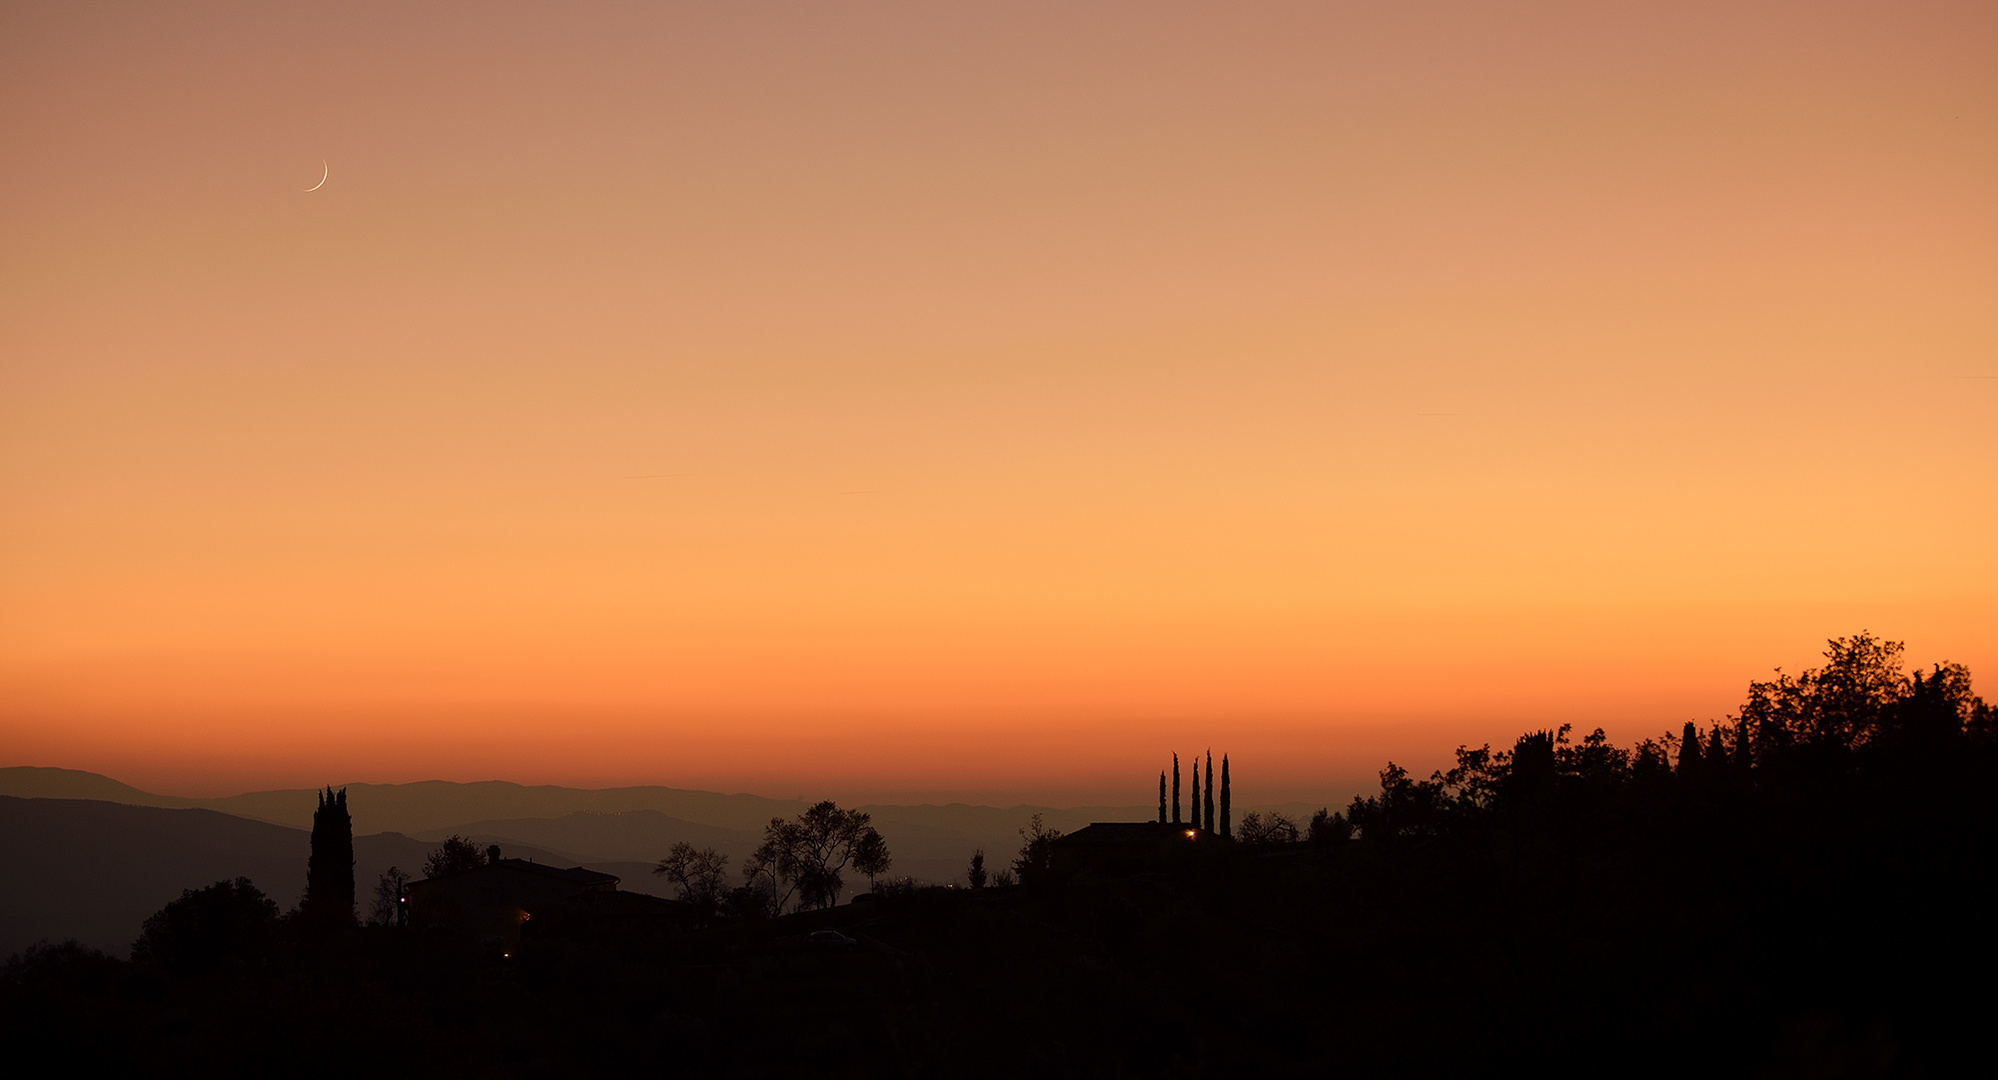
{"left": 1158, "top": 750, "right": 1230, "bottom": 837}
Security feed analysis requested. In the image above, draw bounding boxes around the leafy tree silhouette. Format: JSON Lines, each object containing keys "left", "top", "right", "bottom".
{"left": 1307, "top": 807, "right": 1352, "bottom": 843}
{"left": 1159, "top": 771, "right": 1167, "bottom": 824}
{"left": 1236, "top": 810, "right": 1299, "bottom": 845}
{"left": 131, "top": 877, "right": 278, "bottom": 974}
{"left": 1012, "top": 813, "right": 1064, "bottom": 882}
{"left": 1346, "top": 761, "right": 1452, "bottom": 842}
{"left": 853, "top": 827, "right": 892, "bottom": 893}
{"left": 423, "top": 835, "right": 485, "bottom": 879}
{"left": 1738, "top": 632, "right": 1911, "bottom": 758}
{"left": 724, "top": 879, "right": 774, "bottom": 921}
{"left": 744, "top": 801, "right": 889, "bottom": 913}
{"left": 967, "top": 848, "right": 988, "bottom": 889}
{"left": 654, "top": 842, "right": 731, "bottom": 914}
{"left": 368, "top": 866, "right": 411, "bottom": 927}
{"left": 1632, "top": 735, "right": 1671, "bottom": 780}
{"left": 1882, "top": 662, "right": 1977, "bottom": 756}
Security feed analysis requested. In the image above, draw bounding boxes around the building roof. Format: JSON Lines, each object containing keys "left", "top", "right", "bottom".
{"left": 1056, "top": 821, "right": 1212, "bottom": 845}
{"left": 492, "top": 858, "right": 618, "bottom": 888}
{"left": 404, "top": 858, "right": 619, "bottom": 900}
{"left": 573, "top": 889, "right": 686, "bottom": 916}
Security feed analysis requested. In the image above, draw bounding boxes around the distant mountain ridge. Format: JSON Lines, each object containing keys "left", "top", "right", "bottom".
{"left": 0, "top": 765, "right": 1167, "bottom": 846}
{"left": 0, "top": 796, "right": 589, "bottom": 959}
{"left": 0, "top": 766, "right": 205, "bottom": 810}
{"left": 1, "top": 767, "right": 1327, "bottom": 957}
{"left": 425, "top": 809, "right": 759, "bottom": 863}
{"left": 0, "top": 764, "right": 1323, "bottom": 859}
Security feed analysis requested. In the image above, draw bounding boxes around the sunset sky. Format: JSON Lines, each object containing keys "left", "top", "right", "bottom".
{"left": 3, "top": 2, "right": 1993, "bottom": 806}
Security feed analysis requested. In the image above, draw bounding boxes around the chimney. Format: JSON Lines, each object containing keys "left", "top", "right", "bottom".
{"left": 486, "top": 844, "right": 501, "bottom": 865}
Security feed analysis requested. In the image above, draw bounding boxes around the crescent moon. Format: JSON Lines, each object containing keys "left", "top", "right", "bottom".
{"left": 304, "top": 160, "right": 328, "bottom": 192}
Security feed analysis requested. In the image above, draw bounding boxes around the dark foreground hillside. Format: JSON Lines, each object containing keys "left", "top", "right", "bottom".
{"left": 6, "top": 635, "right": 1991, "bottom": 1076}
{"left": 4, "top": 820, "right": 1989, "bottom": 1079}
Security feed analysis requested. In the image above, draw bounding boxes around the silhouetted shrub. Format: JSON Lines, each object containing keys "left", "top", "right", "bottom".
{"left": 131, "top": 877, "right": 279, "bottom": 974}
{"left": 869, "top": 876, "right": 927, "bottom": 898}
{"left": 423, "top": 835, "right": 486, "bottom": 879}
{"left": 3, "top": 939, "right": 123, "bottom": 993}
{"left": 654, "top": 842, "right": 731, "bottom": 913}
{"left": 1307, "top": 807, "right": 1353, "bottom": 843}
{"left": 743, "top": 800, "right": 892, "bottom": 914}
{"left": 1236, "top": 810, "right": 1299, "bottom": 845}
{"left": 369, "top": 865, "right": 412, "bottom": 927}
{"left": 1012, "top": 813, "right": 1063, "bottom": 882}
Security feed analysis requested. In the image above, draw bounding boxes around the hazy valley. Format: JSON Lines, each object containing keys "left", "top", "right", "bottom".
{"left": 0, "top": 766, "right": 1319, "bottom": 956}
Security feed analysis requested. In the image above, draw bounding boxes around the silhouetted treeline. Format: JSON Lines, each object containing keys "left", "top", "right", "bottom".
{"left": 1313, "top": 633, "right": 1995, "bottom": 1074}
{"left": 1341, "top": 632, "right": 1993, "bottom": 846}
{"left": 4, "top": 634, "right": 1989, "bottom": 1077}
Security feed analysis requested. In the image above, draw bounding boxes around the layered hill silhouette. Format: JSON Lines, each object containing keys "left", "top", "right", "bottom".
{"left": 0, "top": 765, "right": 1176, "bottom": 843}
{"left": 1, "top": 767, "right": 1268, "bottom": 955}
{"left": 0, "top": 767, "right": 810, "bottom": 836}
{"left": 0, "top": 795, "right": 580, "bottom": 957}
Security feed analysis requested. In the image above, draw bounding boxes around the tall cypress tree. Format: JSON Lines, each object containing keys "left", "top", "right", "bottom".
{"left": 1678, "top": 720, "right": 1702, "bottom": 778}
{"left": 1158, "top": 771, "right": 1167, "bottom": 824}
{"left": 1172, "top": 753, "right": 1182, "bottom": 825}
{"left": 1190, "top": 759, "right": 1200, "bottom": 831}
{"left": 1204, "top": 750, "right": 1216, "bottom": 834}
{"left": 1220, "top": 754, "right": 1231, "bottom": 839}
{"left": 307, "top": 786, "right": 355, "bottom": 925}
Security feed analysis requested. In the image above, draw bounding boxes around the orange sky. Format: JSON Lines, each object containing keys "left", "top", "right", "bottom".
{"left": 3, "top": 2, "right": 1994, "bottom": 806}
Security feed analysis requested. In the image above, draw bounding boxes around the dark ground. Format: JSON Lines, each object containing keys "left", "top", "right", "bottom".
{"left": 9, "top": 637, "right": 1991, "bottom": 1077}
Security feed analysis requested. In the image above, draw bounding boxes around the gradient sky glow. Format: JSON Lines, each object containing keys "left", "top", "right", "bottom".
{"left": 4, "top": 2, "right": 1994, "bottom": 805}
